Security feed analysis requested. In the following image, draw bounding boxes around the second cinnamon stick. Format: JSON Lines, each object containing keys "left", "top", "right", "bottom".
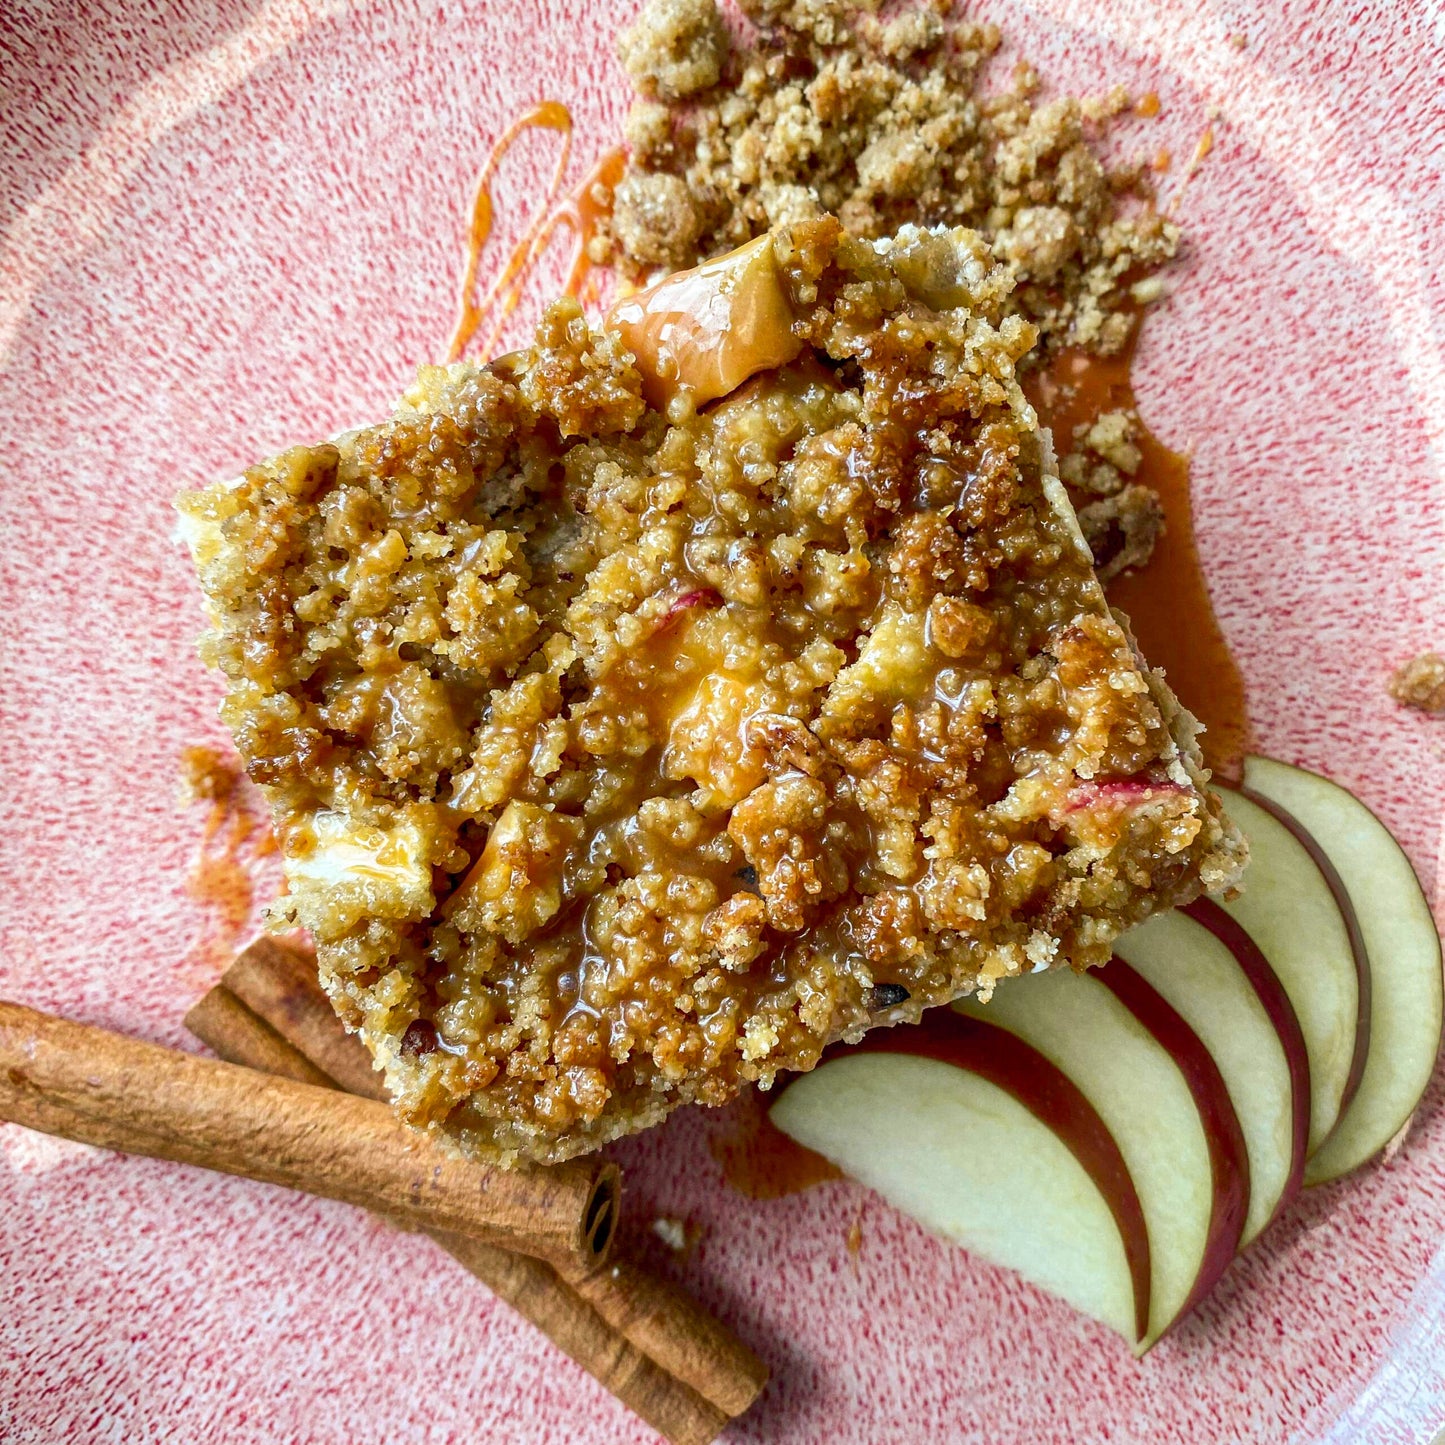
{"left": 221, "top": 938, "right": 381, "bottom": 1098}
{"left": 186, "top": 975, "right": 746, "bottom": 1445}
{"left": 429, "top": 1230, "right": 729, "bottom": 1445}
{"left": 203, "top": 939, "right": 770, "bottom": 1423}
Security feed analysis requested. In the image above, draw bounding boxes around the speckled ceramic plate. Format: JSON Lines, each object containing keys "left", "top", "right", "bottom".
{"left": 2, "top": 2, "right": 1442, "bottom": 1441}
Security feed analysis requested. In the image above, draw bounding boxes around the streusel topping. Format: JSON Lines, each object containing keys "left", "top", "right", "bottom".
{"left": 598, "top": 0, "right": 1181, "bottom": 579}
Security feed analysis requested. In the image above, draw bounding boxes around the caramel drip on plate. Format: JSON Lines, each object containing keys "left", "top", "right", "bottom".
{"left": 448, "top": 101, "right": 572, "bottom": 361}
{"left": 1028, "top": 329, "right": 1252, "bottom": 782}
{"left": 553, "top": 146, "right": 628, "bottom": 307}
{"left": 447, "top": 102, "right": 625, "bottom": 361}
{"left": 709, "top": 1088, "right": 841, "bottom": 1200}
{"left": 181, "top": 745, "right": 274, "bottom": 970}
{"left": 187, "top": 810, "right": 255, "bottom": 944}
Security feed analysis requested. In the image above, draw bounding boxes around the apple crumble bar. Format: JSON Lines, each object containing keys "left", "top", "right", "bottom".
{"left": 179, "top": 219, "right": 1243, "bottom": 1165}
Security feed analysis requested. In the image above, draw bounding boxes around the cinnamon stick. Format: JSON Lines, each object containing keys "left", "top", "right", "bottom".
{"left": 0, "top": 999, "right": 615, "bottom": 1269}
{"left": 565, "top": 1257, "right": 768, "bottom": 1418}
{"left": 221, "top": 938, "right": 381, "bottom": 1098}
{"left": 428, "top": 1230, "right": 728, "bottom": 1445}
{"left": 184, "top": 985, "right": 334, "bottom": 1090}
{"left": 199, "top": 939, "right": 770, "bottom": 1426}
{"left": 188, "top": 989, "right": 727, "bottom": 1444}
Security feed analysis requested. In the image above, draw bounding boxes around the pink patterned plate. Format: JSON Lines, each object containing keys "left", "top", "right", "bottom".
{"left": 1, "top": 3, "right": 1441, "bottom": 1441}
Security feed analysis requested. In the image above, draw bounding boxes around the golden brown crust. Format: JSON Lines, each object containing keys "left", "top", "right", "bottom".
{"left": 180, "top": 221, "right": 1241, "bottom": 1165}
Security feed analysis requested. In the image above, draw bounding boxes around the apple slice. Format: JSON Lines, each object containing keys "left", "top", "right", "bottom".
{"left": 1216, "top": 786, "right": 1366, "bottom": 1153}
{"left": 1114, "top": 902, "right": 1309, "bottom": 1244}
{"left": 1242, "top": 756, "right": 1443, "bottom": 1184}
{"left": 770, "top": 1010, "right": 1150, "bottom": 1343}
{"left": 956, "top": 964, "right": 1248, "bottom": 1349}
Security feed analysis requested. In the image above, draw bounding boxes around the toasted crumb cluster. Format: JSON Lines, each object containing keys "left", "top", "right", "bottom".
{"left": 181, "top": 221, "right": 1240, "bottom": 1164}
{"left": 599, "top": 0, "right": 1176, "bottom": 362}
{"left": 1075, "top": 485, "right": 1166, "bottom": 582}
{"left": 1059, "top": 408, "right": 1144, "bottom": 497}
{"left": 179, "top": 744, "right": 240, "bottom": 806}
{"left": 1388, "top": 652, "right": 1445, "bottom": 714}
{"left": 1057, "top": 406, "right": 1164, "bottom": 580}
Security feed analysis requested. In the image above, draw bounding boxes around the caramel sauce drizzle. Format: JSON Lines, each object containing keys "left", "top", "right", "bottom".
{"left": 186, "top": 808, "right": 256, "bottom": 958}
{"left": 181, "top": 746, "right": 276, "bottom": 971}
{"left": 1028, "top": 329, "right": 1252, "bottom": 782}
{"left": 553, "top": 146, "right": 629, "bottom": 308}
{"left": 447, "top": 101, "right": 572, "bottom": 361}
{"left": 446, "top": 101, "right": 625, "bottom": 362}
{"left": 446, "top": 110, "right": 1247, "bottom": 783}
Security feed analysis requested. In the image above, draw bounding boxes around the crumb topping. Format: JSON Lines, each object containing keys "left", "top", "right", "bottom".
{"left": 1388, "top": 652, "right": 1445, "bottom": 714}
{"left": 619, "top": 0, "right": 729, "bottom": 100}
{"left": 1076, "top": 484, "right": 1166, "bottom": 582}
{"left": 180, "top": 221, "right": 1240, "bottom": 1164}
{"left": 601, "top": 0, "right": 1180, "bottom": 575}
{"left": 1059, "top": 408, "right": 1144, "bottom": 497}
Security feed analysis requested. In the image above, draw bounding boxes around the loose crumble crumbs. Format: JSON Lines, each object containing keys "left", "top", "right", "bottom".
{"left": 652, "top": 1215, "right": 691, "bottom": 1251}
{"left": 1057, "top": 407, "right": 1164, "bottom": 580}
{"left": 180, "top": 220, "right": 1242, "bottom": 1165}
{"left": 1076, "top": 485, "right": 1166, "bottom": 583}
{"left": 599, "top": 0, "right": 1176, "bottom": 363}
{"left": 1388, "top": 652, "right": 1445, "bottom": 714}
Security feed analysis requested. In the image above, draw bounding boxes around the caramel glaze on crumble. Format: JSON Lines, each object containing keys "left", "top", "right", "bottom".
{"left": 180, "top": 220, "right": 1243, "bottom": 1165}
{"left": 600, "top": 0, "right": 1184, "bottom": 575}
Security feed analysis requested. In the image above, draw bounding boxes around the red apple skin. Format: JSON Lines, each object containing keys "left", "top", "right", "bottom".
{"left": 1093, "top": 957, "right": 1250, "bottom": 1336}
{"left": 653, "top": 586, "right": 724, "bottom": 636}
{"left": 1234, "top": 782, "right": 1372, "bottom": 1121}
{"left": 828, "top": 1010, "right": 1152, "bottom": 1343}
{"left": 1184, "top": 896, "right": 1311, "bottom": 1228}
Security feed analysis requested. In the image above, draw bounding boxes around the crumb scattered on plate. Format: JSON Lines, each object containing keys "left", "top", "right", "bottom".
{"left": 1387, "top": 652, "right": 1445, "bottom": 714}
